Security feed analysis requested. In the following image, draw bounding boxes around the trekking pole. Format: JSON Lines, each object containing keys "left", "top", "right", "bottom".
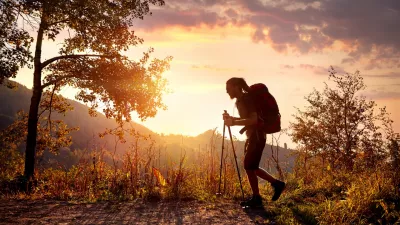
{"left": 227, "top": 123, "right": 245, "bottom": 200}
{"left": 216, "top": 120, "right": 226, "bottom": 196}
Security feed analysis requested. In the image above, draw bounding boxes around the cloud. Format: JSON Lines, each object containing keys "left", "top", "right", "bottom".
{"left": 298, "top": 64, "right": 346, "bottom": 75}
{"left": 368, "top": 83, "right": 400, "bottom": 89}
{"left": 299, "top": 64, "right": 329, "bottom": 75}
{"left": 191, "top": 64, "right": 244, "bottom": 72}
{"left": 281, "top": 64, "right": 294, "bottom": 69}
{"left": 364, "top": 72, "right": 400, "bottom": 79}
{"left": 295, "top": 63, "right": 400, "bottom": 79}
{"left": 137, "top": 0, "right": 400, "bottom": 69}
{"left": 140, "top": 10, "right": 224, "bottom": 31}
{"left": 134, "top": 2, "right": 232, "bottom": 31}
{"left": 362, "top": 91, "right": 400, "bottom": 100}
{"left": 225, "top": 8, "right": 239, "bottom": 18}
{"left": 238, "top": 0, "right": 400, "bottom": 69}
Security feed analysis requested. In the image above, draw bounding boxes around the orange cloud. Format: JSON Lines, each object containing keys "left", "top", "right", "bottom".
{"left": 136, "top": 0, "right": 400, "bottom": 69}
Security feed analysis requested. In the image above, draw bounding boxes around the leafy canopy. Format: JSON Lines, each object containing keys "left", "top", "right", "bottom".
{"left": 1, "top": 0, "right": 171, "bottom": 123}
{"left": 290, "top": 67, "right": 394, "bottom": 170}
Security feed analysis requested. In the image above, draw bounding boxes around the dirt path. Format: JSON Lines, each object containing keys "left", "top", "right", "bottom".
{"left": 0, "top": 199, "right": 276, "bottom": 224}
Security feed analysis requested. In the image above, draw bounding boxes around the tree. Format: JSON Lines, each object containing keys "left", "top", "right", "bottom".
{"left": 0, "top": 0, "right": 172, "bottom": 183}
{"left": 290, "top": 67, "right": 393, "bottom": 171}
{"left": 389, "top": 135, "right": 400, "bottom": 194}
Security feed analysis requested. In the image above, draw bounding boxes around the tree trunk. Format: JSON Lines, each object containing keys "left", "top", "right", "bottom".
{"left": 23, "top": 21, "right": 44, "bottom": 182}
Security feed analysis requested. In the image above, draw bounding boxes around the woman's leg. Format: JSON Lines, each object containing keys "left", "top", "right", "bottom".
{"left": 244, "top": 133, "right": 266, "bottom": 197}
{"left": 255, "top": 168, "right": 277, "bottom": 183}
{"left": 246, "top": 170, "right": 260, "bottom": 196}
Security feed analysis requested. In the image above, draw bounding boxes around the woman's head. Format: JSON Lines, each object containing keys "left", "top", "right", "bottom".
{"left": 226, "top": 77, "right": 250, "bottom": 99}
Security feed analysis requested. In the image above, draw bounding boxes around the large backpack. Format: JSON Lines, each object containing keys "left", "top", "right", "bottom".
{"left": 240, "top": 83, "right": 281, "bottom": 134}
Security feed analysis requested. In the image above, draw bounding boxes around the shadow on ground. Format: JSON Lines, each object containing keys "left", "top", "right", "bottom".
{"left": 0, "top": 199, "right": 277, "bottom": 224}
{"left": 243, "top": 205, "right": 278, "bottom": 224}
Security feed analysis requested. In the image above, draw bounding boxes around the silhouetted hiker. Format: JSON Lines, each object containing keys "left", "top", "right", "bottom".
{"left": 223, "top": 77, "right": 286, "bottom": 208}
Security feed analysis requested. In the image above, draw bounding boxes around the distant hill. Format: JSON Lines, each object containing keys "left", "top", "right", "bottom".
{"left": 0, "top": 81, "right": 157, "bottom": 150}
{"left": 0, "top": 81, "right": 296, "bottom": 171}
{"left": 168, "top": 129, "right": 296, "bottom": 172}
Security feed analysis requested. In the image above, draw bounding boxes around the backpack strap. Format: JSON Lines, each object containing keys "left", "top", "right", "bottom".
{"left": 239, "top": 126, "right": 248, "bottom": 134}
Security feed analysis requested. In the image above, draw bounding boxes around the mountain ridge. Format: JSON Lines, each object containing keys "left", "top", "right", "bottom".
{"left": 0, "top": 81, "right": 295, "bottom": 170}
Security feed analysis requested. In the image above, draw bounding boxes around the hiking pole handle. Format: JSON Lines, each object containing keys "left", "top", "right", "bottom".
{"left": 223, "top": 110, "right": 230, "bottom": 123}
{"left": 223, "top": 110, "right": 228, "bottom": 118}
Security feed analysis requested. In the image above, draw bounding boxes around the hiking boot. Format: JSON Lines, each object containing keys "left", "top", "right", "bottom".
{"left": 240, "top": 195, "right": 263, "bottom": 208}
{"left": 271, "top": 180, "right": 286, "bottom": 201}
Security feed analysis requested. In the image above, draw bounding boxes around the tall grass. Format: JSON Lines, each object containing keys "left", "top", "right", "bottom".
{"left": 1, "top": 130, "right": 251, "bottom": 201}
{"left": 1, "top": 131, "right": 399, "bottom": 224}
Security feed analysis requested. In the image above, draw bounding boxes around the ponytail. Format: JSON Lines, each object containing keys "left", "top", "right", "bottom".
{"left": 226, "top": 77, "right": 250, "bottom": 93}
{"left": 240, "top": 78, "right": 250, "bottom": 93}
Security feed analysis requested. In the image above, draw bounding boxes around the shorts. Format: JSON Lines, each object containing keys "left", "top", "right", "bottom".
{"left": 244, "top": 131, "right": 266, "bottom": 170}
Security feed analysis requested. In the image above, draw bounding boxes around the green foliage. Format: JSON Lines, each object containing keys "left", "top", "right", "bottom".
{"left": 283, "top": 68, "right": 400, "bottom": 224}
{"left": 0, "top": 84, "right": 78, "bottom": 180}
{"left": 1, "top": 0, "right": 172, "bottom": 123}
{"left": 1, "top": 0, "right": 172, "bottom": 181}
{"left": 0, "top": 0, "right": 33, "bottom": 82}
{"left": 291, "top": 67, "right": 394, "bottom": 171}
{"left": 2, "top": 100, "right": 78, "bottom": 156}
{"left": 0, "top": 81, "right": 157, "bottom": 153}
{"left": 46, "top": 49, "right": 172, "bottom": 124}
{"left": 316, "top": 169, "right": 399, "bottom": 225}
{"left": 0, "top": 111, "right": 26, "bottom": 180}
{"left": 0, "top": 129, "right": 253, "bottom": 201}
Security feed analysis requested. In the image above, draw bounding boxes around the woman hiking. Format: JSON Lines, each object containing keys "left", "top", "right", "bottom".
{"left": 223, "top": 77, "right": 286, "bottom": 208}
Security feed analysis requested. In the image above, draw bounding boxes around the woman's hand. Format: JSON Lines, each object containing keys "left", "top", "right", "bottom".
{"left": 223, "top": 111, "right": 235, "bottom": 126}
{"left": 222, "top": 111, "right": 230, "bottom": 121}
{"left": 224, "top": 117, "right": 234, "bottom": 126}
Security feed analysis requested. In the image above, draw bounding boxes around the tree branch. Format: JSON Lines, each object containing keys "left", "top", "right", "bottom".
{"left": 47, "top": 82, "right": 58, "bottom": 134}
{"left": 40, "top": 54, "right": 119, "bottom": 89}
{"left": 41, "top": 54, "right": 117, "bottom": 69}
{"left": 41, "top": 74, "right": 76, "bottom": 90}
{"left": 46, "top": 19, "right": 70, "bottom": 27}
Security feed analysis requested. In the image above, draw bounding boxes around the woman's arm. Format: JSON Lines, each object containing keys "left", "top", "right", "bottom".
{"left": 225, "top": 112, "right": 258, "bottom": 126}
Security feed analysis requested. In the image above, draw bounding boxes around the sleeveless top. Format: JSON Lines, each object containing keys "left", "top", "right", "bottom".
{"left": 236, "top": 93, "right": 260, "bottom": 138}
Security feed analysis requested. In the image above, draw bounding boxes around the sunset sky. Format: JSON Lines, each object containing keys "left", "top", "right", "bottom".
{"left": 13, "top": 0, "right": 400, "bottom": 148}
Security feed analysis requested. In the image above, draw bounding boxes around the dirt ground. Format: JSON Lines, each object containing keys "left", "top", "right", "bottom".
{"left": 0, "top": 199, "right": 277, "bottom": 224}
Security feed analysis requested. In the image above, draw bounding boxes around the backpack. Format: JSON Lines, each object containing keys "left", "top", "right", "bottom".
{"left": 239, "top": 83, "right": 281, "bottom": 134}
